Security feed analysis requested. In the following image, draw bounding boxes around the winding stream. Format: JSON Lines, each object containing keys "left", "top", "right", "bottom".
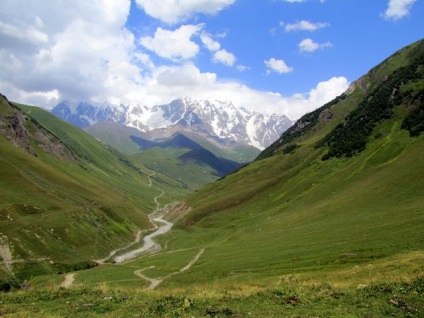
{"left": 112, "top": 171, "right": 174, "bottom": 263}
{"left": 113, "top": 214, "right": 173, "bottom": 263}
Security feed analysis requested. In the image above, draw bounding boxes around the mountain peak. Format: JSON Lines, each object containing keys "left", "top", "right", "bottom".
{"left": 52, "top": 97, "right": 293, "bottom": 150}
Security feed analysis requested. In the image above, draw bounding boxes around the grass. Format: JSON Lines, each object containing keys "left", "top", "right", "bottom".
{"left": 1, "top": 273, "right": 423, "bottom": 317}
{"left": 131, "top": 147, "right": 220, "bottom": 190}
{"left": 1, "top": 40, "right": 424, "bottom": 316}
{"left": 87, "top": 123, "right": 258, "bottom": 192}
{"left": 0, "top": 99, "right": 189, "bottom": 282}
{"left": 87, "top": 69, "right": 423, "bottom": 293}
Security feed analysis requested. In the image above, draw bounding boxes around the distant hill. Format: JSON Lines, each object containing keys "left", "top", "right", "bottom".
{"left": 86, "top": 122, "right": 252, "bottom": 190}
{"left": 130, "top": 133, "right": 245, "bottom": 190}
{"left": 0, "top": 94, "right": 185, "bottom": 287}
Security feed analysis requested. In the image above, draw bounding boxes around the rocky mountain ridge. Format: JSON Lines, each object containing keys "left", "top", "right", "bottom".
{"left": 52, "top": 97, "right": 293, "bottom": 150}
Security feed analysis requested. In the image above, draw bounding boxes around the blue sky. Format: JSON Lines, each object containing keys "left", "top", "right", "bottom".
{"left": 0, "top": 0, "right": 423, "bottom": 119}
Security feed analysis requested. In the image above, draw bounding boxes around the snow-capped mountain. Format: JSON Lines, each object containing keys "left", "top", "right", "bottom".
{"left": 52, "top": 101, "right": 128, "bottom": 128}
{"left": 51, "top": 97, "right": 293, "bottom": 150}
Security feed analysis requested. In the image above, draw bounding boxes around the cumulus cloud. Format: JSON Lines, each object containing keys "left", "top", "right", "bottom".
{"left": 283, "top": 20, "right": 330, "bottom": 32}
{"left": 148, "top": 63, "right": 349, "bottom": 120}
{"left": 0, "top": 0, "right": 347, "bottom": 122}
{"left": 213, "top": 49, "right": 236, "bottom": 66}
{"left": 199, "top": 33, "right": 236, "bottom": 67}
{"left": 0, "top": 0, "right": 138, "bottom": 106}
{"left": 200, "top": 33, "right": 221, "bottom": 51}
{"left": 264, "top": 58, "right": 294, "bottom": 74}
{"left": 299, "top": 38, "right": 332, "bottom": 52}
{"left": 140, "top": 24, "right": 203, "bottom": 61}
{"left": 135, "top": 0, "right": 236, "bottom": 25}
{"left": 383, "top": 0, "right": 417, "bottom": 20}
{"left": 156, "top": 63, "right": 217, "bottom": 88}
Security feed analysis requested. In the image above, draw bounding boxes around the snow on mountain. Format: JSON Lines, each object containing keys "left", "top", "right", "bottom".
{"left": 52, "top": 101, "right": 128, "bottom": 128}
{"left": 51, "top": 97, "right": 293, "bottom": 150}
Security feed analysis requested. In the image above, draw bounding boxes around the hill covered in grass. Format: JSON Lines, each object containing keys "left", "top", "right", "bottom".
{"left": 157, "top": 38, "right": 424, "bottom": 284}
{"left": 164, "top": 39, "right": 424, "bottom": 281}
{"left": 91, "top": 38, "right": 424, "bottom": 291}
{"left": 1, "top": 39, "right": 423, "bottom": 317}
{"left": 0, "top": 95, "right": 186, "bottom": 288}
{"left": 87, "top": 122, "right": 254, "bottom": 190}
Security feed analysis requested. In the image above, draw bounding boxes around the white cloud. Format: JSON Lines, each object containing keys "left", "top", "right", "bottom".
{"left": 0, "top": 0, "right": 137, "bottom": 107}
{"left": 156, "top": 63, "right": 217, "bottom": 88}
{"left": 282, "top": 0, "right": 326, "bottom": 3}
{"left": 283, "top": 20, "right": 330, "bottom": 32}
{"left": 147, "top": 63, "right": 349, "bottom": 120}
{"left": 383, "top": 0, "right": 417, "bottom": 20}
{"left": 140, "top": 24, "right": 203, "bottom": 61}
{"left": 213, "top": 49, "right": 236, "bottom": 67}
{"left": 299, "top": 38, "right": 332, "bottom": 52}
{"left": 200, "top": 33, "right": 236, "bottom": 67}
{"left": 264, "top": 58, "right": 294, "bottom": 74}
{"left": 135, "top": 0, "right": 236, "bottom": 25}
{"left": 0, "top": 20, "right": 49, "bottom": 48}
{"left": 236, "top": 65, "right": 250, "bottom": 72}
{"left": 200, "top": 33, "right": 221, "bottom": 51}
{"left": 0, "top": 0, "right": 347, "bottom": 122}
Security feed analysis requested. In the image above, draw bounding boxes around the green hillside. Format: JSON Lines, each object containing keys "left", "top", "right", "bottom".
{"left": 1, "top": 40, "right": 423, "bottom": 317}
{"left": 87, "top": 122, "right": 255, "bottom": 190}
{"left": 166, "top": 39, "right": 424, "bottom": 284}
{"left": 0, "top": 96, "right": 185, "bottom": 288}
{"left": 85, "top": 122, "right": 150, "bottom": 155}
{"left": 130, "top": 133, "right": 244, "bottom": 190}
{"left": 64, "top": 38, "right": 424, "bottom": 291}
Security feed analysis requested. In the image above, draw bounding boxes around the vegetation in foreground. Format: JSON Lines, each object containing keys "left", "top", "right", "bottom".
{"left": 0, "top": 274, "right": 423, "bottom": 317}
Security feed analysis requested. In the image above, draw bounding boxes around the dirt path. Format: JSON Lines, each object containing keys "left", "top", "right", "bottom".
{"left": 154, "top": 191, "right": 164, "bottom": 211}
{"left": 0, "top": 239, "right": 13, "bottom": 273}
{"left": 134, "top": 267, "right": 162, "bottom": 290}
{"left": 179, "top": 248, "right": 205, "bottom": 273}
{"left": 147, "top": 171, "right": 155, "bottom": 187}
{"left": 61, "top": 273, "right": 76, "bottom": 289}
{"left": 134, "top": 248, "right": 205, "bottom": 290}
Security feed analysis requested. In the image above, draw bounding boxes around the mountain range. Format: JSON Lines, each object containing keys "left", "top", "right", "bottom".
{"left": 52, "top": 97, "right": 292, "bottom": 188}
{"left": 52, "top": 97, "right": 293, "bottom": 151}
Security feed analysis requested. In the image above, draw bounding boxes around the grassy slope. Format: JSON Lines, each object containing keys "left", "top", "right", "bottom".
{"left": 131, "top": 144, "right": 244, "bottom": 190}
{"left": 41, "top": 39, "right": 424, "bottom": 297}
{"left": 0, "top": 100, "right": 187, "bottom": 283}
{"left": 160, "top": 40, "right": 424, "bottom": 287}
{"left": 181, "top": 131, "right": 260, "bottom": 163}
{"left": 131, "top": 147, "right": 219, "bottom": 190}
{"left": 85, "top": 122, "right": 148, "bottom": 155}
{"left": 87, "top": 123, "right": 251, "bottom": 190}
{"left": 1, "top": 40, "right": 424, "bottom": 317}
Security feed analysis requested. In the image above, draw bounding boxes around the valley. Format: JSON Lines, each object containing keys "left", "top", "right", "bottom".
{"left": 0, "top": 38, "right": 423, "bottom": 317}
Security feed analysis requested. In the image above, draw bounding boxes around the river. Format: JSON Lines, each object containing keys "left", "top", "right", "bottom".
{"left": 113, "top": 215, "right": 173, "bottom": 263}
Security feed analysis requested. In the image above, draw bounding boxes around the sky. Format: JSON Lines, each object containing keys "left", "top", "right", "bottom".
{"left": 0, "top": 0, "right": 423, "bottom": 120}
